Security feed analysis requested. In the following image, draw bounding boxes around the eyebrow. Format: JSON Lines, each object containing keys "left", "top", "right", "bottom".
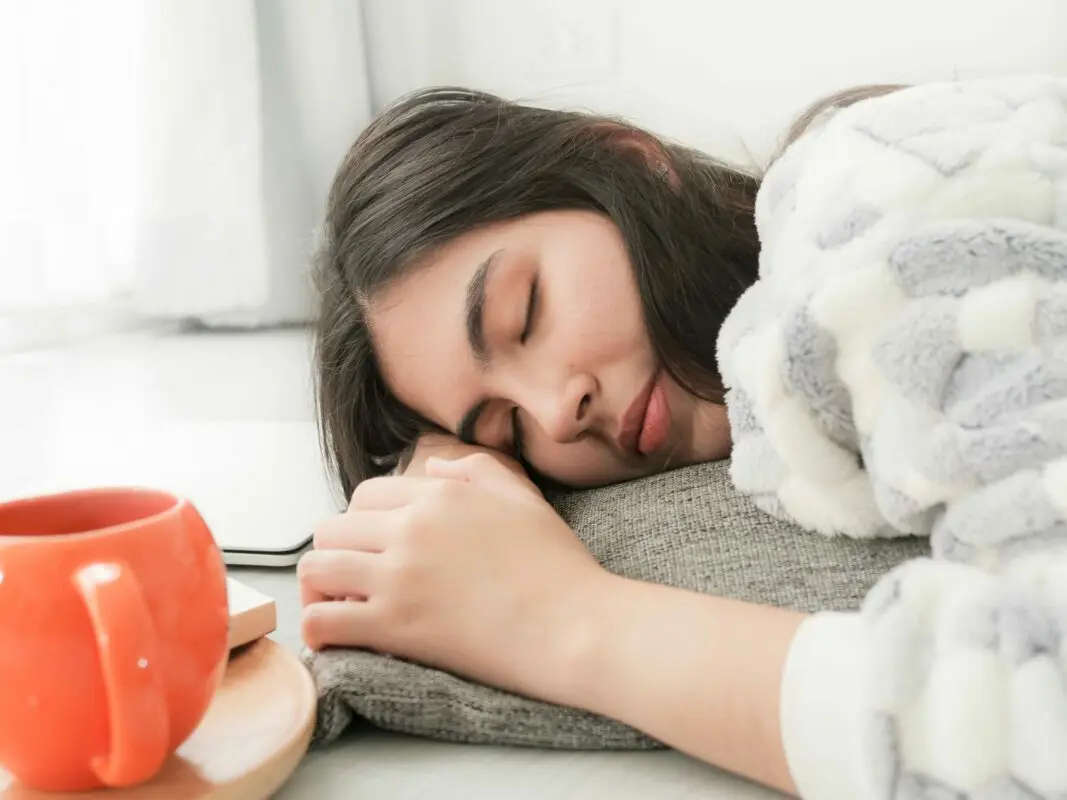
{"left": 454, "top": 250, "right": 502, "bottom": 443}
{"left": 465, "top": 249, "right": 502, "bottom": 367}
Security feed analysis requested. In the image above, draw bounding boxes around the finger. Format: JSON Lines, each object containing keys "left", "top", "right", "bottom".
{"left": 301, "top": 599, "right": 380, "bottom": 651}
{"left": 299, "top": 579, "right": 329, "bottom": 608}
{"left": 348, "top": 475, "right": 442, "bottom": 511}
{"left": 313, "top": 510, "right": 395, "bottom": 552}
{"left": 299, "top": 550, "right": 339, "bottom": 607}
{"left": 425, "top": 453, "right": 538, "bottom": 502}
{"left": 297, "top": 549, "right": 378, "bottom": 602}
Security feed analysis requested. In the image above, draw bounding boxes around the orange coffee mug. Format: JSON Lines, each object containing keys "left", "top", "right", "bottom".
{"left": 0, "top": 487, "right": 229, "bottom": 792}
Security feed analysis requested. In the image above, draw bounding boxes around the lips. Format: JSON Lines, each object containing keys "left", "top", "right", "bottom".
{"left": 617, "top": 372, "right": 669, "bottom": 456}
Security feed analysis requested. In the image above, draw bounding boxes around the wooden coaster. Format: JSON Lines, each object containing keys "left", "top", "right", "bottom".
{"left": 1, "top": 639, "right": 317, "bottom": 799}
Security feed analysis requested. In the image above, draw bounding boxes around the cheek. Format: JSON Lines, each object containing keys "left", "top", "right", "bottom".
{"left": 559, "top": 289, "right": 647, "bottom": 363}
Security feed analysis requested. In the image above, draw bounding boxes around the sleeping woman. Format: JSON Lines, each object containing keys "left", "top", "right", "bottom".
{"left": 299, "top": 76, "right": 1067, "bottom": 799}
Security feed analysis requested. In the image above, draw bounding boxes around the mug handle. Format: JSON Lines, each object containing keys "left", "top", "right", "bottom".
{"left": 74, "top": 561, "right": 170, "bottom": 787}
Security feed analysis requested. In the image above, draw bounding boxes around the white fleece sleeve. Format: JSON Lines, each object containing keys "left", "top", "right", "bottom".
{"left": 780, "top": 613, "right": 869, "bottom": 800}
{"left": 781, "top": 537, "right": 1067, "bottom": 800}
{"left": 719, "top": 76, "right": 1067, "bottom": 799}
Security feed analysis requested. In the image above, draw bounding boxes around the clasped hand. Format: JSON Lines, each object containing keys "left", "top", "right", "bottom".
{"left": 298, "top": 453, "right": 610, "bottom": 699}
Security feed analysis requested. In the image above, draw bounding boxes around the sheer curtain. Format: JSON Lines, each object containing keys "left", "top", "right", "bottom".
{"left": 0, "top": 0, "right": 372, "bottom": 352}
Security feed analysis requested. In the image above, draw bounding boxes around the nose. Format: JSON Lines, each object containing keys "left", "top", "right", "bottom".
{"left": 530, "top": 372, "right": 595, "bottom": 444}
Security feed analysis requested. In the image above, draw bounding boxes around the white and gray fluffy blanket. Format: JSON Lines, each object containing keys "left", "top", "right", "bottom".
{"left": 718, "top": 76, "right": 1067, "bottom": 797}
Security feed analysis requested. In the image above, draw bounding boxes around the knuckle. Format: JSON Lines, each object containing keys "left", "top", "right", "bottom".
{"left": 376, "top": 593, "right": 417, "bottom": 634}
{"left": 311, "top": 518, "right": 338, "bottom": 549}
{"left": 348, "top": 477, "right": 380, "bottom": 509}
{"left": 388, "top": 514, "right": 420, "bottom": 558}
{"left": 376, "top": 556, "right": 408, "bottom": 592}
{"left": 409, "top": 492, "right": 450, "bottom": 530}
{"left": 392, "top": 526, "right": 417, "bottom": 556}
{"left": 378, "top": 538, "right": 424, "bottom": 587}
{"left": 298, "top": 548, "right": 338, "bottom": 580}
{"left": 427, "top": 475, "right": 462, "bottom": 504}
{"left": 296, "top": 551, "right": 317, "bottom": 580}
{"left": 392, "top": 503, "right": 422, "bottom": 539}
{"left": 466, "top": 451, "right": 497, "bottom": 470}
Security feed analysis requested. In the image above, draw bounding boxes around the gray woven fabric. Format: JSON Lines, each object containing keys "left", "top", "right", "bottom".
{"left": 304, "top": 459, "right": 928, "bottom": 749}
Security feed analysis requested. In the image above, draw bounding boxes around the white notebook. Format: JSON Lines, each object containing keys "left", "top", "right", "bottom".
{"left": 0, "top": 420, "right": 338, "bottom": 567}
{"left": 227, "top": 577, "right": 277, "bottom": 650}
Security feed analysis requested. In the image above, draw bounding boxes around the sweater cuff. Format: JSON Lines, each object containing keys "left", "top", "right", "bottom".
{"left": 780, "top": 612, "right": 870, "bottom": 800}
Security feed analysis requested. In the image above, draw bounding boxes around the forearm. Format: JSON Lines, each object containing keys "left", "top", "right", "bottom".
{"left": 554, "top": 575, "right": 806, "bottom": 795}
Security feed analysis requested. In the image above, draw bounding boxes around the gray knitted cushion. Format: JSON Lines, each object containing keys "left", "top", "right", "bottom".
{"left": 304, "top": 460, "right": 928, "bottom": 749}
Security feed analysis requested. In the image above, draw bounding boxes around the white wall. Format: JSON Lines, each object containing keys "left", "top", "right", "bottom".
{"left": 362, "top": 0, "right": 1067, "bottom": 166}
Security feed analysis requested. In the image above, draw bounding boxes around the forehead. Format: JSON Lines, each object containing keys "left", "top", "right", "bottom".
{"left": 368, "top": 222, "right": 502, "bottom": 430}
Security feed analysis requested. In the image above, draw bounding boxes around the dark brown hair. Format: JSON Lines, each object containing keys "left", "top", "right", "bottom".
{"left": 313, "top": 84, "right": 903, "bottom": 499}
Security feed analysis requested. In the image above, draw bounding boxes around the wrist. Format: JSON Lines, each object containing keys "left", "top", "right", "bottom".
{"left": 527, "top": 567, "right": 626, "bottom": 709}
{"left": 549, "top": 573, "right": 653, "bottom": 714}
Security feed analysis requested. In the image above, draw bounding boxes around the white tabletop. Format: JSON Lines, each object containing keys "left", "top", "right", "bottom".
{"left": 2, "top": 328, "right": 782, "bottom": 798}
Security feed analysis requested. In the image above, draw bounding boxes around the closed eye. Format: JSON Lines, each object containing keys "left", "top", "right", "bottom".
{"left": 519, "top": 274, "right": 539, "bottom": 344}
{"left": 511, "top": 274, "right": 538, "bottom": 459}
{"left": 510, "top": 407, "right": 527, "bottom": 463}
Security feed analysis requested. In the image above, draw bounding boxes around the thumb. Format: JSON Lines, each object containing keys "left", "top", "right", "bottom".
{"left": 425, "top": 454, "right": 539, "bottom": 503}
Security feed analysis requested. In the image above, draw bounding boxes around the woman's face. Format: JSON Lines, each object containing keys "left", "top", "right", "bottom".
{"left": 370, "top": 209, "right": 731, "bottom": 487}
